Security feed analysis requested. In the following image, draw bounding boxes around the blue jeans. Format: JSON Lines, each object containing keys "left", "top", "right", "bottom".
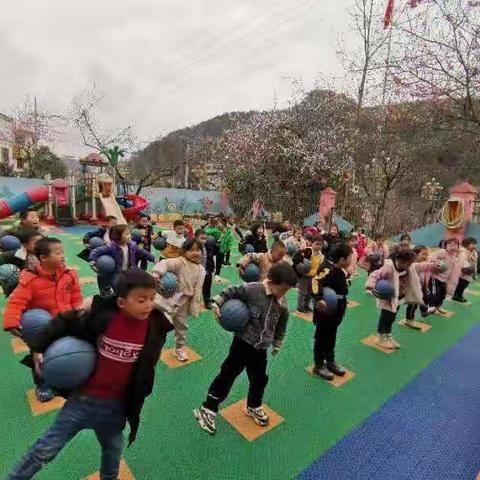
{"left": 8, "top": 396, "right": 126, "bottom": 480}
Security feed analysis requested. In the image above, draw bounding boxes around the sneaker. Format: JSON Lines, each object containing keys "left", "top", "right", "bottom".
{"left": 387, "top": 334, "right": 401, "bottom": 349}
{"left": 193, "top": 406, "right": 217, "bottom": 435}
{"left": 214, "top": 275, "right": 222, "bottom": 283}
{"left": 437, "top": 307, "right": 448, "bottom": 315}
{"left": 175, "top": 348, "right": 189, "bottom": 362}
{"left": 452, "top": 296, "right": 468, "bottom": 303}
{"left": 224, "top": 262, "right": 231, "bottom": 266}
{"left": 421, "top": 306, "right": 437, "bottom": 318}
{"left": 245, "top": 406, "right": 269, "bottom": 426}
{"left": 405, "top": 319, "right": 422, "bottom": 330}
{"left": 204, "top": 301, "right": 213, "bottom": 310}
{"left": 376, "top": 334, "right": 396, "bottom": 349}
{"left": 35, "top": 385, "right": 55, "bottom": 403}
{"left": 326, "top": 361, "right": 346, "bottom": 377}
{"left": 312, "top": 364, "right": 335, "bottom": 381}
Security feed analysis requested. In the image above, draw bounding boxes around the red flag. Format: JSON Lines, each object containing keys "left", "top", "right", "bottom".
{"left": 384, "top": 0, "right": 394, "bottom": 28}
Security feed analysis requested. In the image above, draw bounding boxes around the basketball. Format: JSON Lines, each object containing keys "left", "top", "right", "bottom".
{"left": 374, "top": 279, "right": 395, "bottom": 300}
{"left": 131, "top": 228, "right": 143, "bottom": 242}
{"left": 88, "top": 237, "right": 105, "bottom": 250}
{"left": 153, "top": 237, "right": 166, "bottom": 251}
{"left": 158, "top": 272, "right": 178, "bottom": 297}
{"left": 42, "top": 336, "right": 96, "bottom": 390}
{"left": 0, "top": 263, "right": 20, "bottom": 290}
{"left": 0, "top": 235, "right": 21, "bottom": 252}
{"left": 322, "top": 287, "right": 338, "bottom": 312}
{"left": 287, "top": 243, "right": 298, "bottom": 256}
{"left": 20, "top": 309, "right": 53, "bottom": 349}
{"left": 219, "top": 299, "right": 249, "bottom": 333}
{"left": 96, "top": 255, "right": 116, "bottom": 274}
{"left": 244, "top": 244, "right": 255, "bottom": 254}
{"left": 207, "top": 236, "right": 217, "bottom": 247}
{"left": 242, "top": 263, "right": 260, "bottom": 283}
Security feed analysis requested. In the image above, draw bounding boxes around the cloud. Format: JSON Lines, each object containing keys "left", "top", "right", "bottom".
{"left": 0, "top": 0, "right": 352, "bottom": 155}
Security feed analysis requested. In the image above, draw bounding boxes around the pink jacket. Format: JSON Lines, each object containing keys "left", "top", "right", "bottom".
{"left": 365, "top": 259, "right": 433, "bottom": 313}
{"left": 430, "top": 249, "right": 462, "bottom": 295}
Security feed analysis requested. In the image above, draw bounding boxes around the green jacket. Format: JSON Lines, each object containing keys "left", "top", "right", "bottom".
{"left": 205, "top": 227, "right": 233, "bottom": 253}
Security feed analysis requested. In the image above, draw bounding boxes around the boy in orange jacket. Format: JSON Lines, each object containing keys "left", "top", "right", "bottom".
{"left": 3, "top": 237, "right": 83, "bottom": 402}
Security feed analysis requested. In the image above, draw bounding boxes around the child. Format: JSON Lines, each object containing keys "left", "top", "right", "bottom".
{"left": 152, "top": 238, "right": 206, "bottom": 362}
{"left": 405, "top": 245, "right": 430, "bottom": 328}
{"left": 399, "top": 233, "right": 414, "bottom": 249}
{"left": 3, "top": 237, "right": 83, "bottom": 402}
{"left": 214, "top": 219, "right": 234, "bottom": 281}
{"left": 161, "top": 220, "right": 187, "bottom": 259}
{"left": 428, "top": 238, "right": 461, "bottom": 314}
{"left": 361, "top": 234, "right": 389, "bottom": 273}
{"left": 345, "top": 234, "right": 359, "bottom": 277}
{"left": 193, "top": 262, "right": 298, "bottom": 435}
{"left": 6, "top": 208, "right": 47, "bottom": 237}
{"left": 237, "top": 240, "right": 287, "bottom": 281}
{"left": 6, "top": 270, "right": 173, "bottom": 480}
{"left": 195, "top": 229, "right": 216, "bottom": 309}
{"left": 311, "top": 243, "right": 353, "bottom": 380}
{"left": 282, "top": 227, "right": 305, "bottom": 253}
{"left": 134, "top": 216, "right": 155, "bottom": 270}
{"left": 356, "top": 227, "right": 367, "bottom": 260}
{"left": 184, "top": 219, "right": 195, "bottom": 240}
{"left": 89, "top": 225, "right": 155, "bottom": 297}
{"left": 323, "top": 224, "right": 341, "bottom": 260}
{"left": 78, "top": 216, "right": 118, "bottom": 262}
{"left": 0, "top": 229, "right": 43, "bottom": 295}
{"left": 293, "top": 236, "right": 325, "bottom": 313}
{"left": 366, "top": 245, "right": 431, "bottom": 349}
{"left": 241, "top": 223, "right": 268, "bottom": 254}
{"left": 452, "top": 237, "right": 478, "bottom": 303}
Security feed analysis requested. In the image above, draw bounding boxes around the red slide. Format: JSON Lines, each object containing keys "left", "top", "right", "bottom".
{"left": 121, "top": 194, "right": 148, "bottom": 220}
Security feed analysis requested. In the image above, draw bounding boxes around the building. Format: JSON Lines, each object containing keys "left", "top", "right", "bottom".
{"left": 0, "top": 113, "right": 14, "bottom": 169}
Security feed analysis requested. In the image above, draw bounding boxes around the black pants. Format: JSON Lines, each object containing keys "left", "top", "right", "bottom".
{"left": 377, "top": 308, "right": 399, "bottom": 334}
{"left": 98, "top": 273, "right": 117, "bottom": 297}
{"left": 204, "top": 337, "right": 268, "bottom": 413}
{"left": 406, "top": 304, "right": 427, "bottom": 320}
{"left": 203, "top": 272, "right": 213, "bottom": 304}
{"left": 137, "top": 247, "right": 151, "bottom": 270}
{"left": 224, "top": 251, "right": 231, "bottom": 265}
{"left": 453, "top": 278, "right": 470, "bottom": 299}
{"left": 428, "top": 278, "right": 447, "bottom": 307}
{"left": 215, "top": 252, "right": 225, "bottom": 276}
{"left": 313, "top": 303, "right": 346, "bottom": 366}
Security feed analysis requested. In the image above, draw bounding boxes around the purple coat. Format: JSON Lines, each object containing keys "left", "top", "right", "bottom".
{"left": 88, "top": 241, "right": 155, "bottom": 272}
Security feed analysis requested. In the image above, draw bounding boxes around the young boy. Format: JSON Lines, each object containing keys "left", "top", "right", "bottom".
{"left": 362, "top": 234, "right": 389, "bottom": 273}
{"left": 78, "top": 215, "right": 118, "bottom": 262}
{"left": 311, "top": 243, "right": 353, "bottom": 380}
{"left": 214, "top": 219, "right": 234, "bottom": 281}
{"left": 134, "top": 215, "right": 155, "bottom": 270}
{"left": 3, "top": 237, "right": 83, "bottom": 402}
{"left": 0, "top": 229, "right": 43, "bottom": 295}
{"left": 452, "top": 237, "right": 478, "bottom": 303}
{"left": 293, "top": 235, "right": 325, "bottom": 313}
{"left": 237, "top": 240, "right": 287, "bottom": 281}
{"left": 161, "top": 220, "right": 186, "bottom": 259}
{"left": 6, "top": 208, "right": 47, "bottom": 237}
{"left": 193, "top": 262, "right": 298, "bottom": 435}
{"left": 6, "top": 270, "right": 173, "bottom": 480}
{"left": 195, "top": 229, "right": 217, "bottom": 309}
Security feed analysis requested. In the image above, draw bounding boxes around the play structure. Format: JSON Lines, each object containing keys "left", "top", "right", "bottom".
{"left": 0, "top": 152, "right": 148, "bottom": 226}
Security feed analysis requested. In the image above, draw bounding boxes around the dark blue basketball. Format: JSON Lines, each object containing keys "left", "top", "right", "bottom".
{"left": 219, "top": 299, "right": 249, "bottom": 333}
{"left": 242, "top": 263, "right": 260, "bottom": 283}
{"left": 130, "top": 228, "right": 143, "bottom": 242}
{"left": 244, "top": 244, "right": 255, "bottom": 254}
{"left": 96, "top": 255, "right": 116, "bottom": 274}
{"left": 42, "top": 336, "right": 96, "bottom": 390}
{"left": 152, "top": 237, "right": 166, "bottom": 251}
{"left": 0, "top": 263, "right": 20, "bottom": 290}
{"left": 158, "top": 272, "right": 178, "bottom": 297}
{"left": 287, "top": 243, "right": 298, "bottom": 256}
{"left": 296, "top": 258, "right": 311, "bottom": 275}
{"left": 20, "top": 309, "right": 53, "bottom": 348}
{"left": 375, "top": 279, "right": 395, "bottom": 300}
{"left": 88, "top": 237, "right": 105, "bottom": 250}
{"left": 207, "top": 236, "right": 217, "bottom": 247}
{"left": 322, "top": 287, "right": 338, "bottom": 312}
{"left": 0, "top": 235, "right": 21, "bottom": 251}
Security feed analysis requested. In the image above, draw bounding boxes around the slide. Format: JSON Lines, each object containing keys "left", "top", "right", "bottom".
{"left": 0, "top": 186, "right": 48, "bottom": 219}
{"left": 121, "top": 194, "right": 148, "bottom": 220}
{"left": 99, "top": 195, "right": 127, "bottom": 224}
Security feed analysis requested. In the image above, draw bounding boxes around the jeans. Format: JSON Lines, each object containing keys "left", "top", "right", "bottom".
{"left": 377, "top": 308, "right": 399, "bottom": 334}
{"left": 313, "top": 301, "right": 346, "bottom": 365}
{"left": 204, "top": 337, "right": 268, "bottom": 413}
{"left": 453, "top": 278, "right": 470, "bottom": 299}
{"left": 8, "top": 396, "right": 126, "bottom": 480}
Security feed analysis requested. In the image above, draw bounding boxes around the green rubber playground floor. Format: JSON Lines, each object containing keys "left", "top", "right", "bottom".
{"left": 1, "top": 229, "right": 479, "bottom": 479}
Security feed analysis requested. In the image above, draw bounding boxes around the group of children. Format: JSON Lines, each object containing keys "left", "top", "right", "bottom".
{"left": 0, "top": 209, "right": 478, "bottom": 478}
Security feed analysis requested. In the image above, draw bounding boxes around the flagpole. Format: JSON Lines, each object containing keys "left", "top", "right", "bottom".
{"left": 381, "top": 25, "right": 393, "bottom": 109}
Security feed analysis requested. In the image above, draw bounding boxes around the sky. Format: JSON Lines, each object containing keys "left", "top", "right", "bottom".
{"left": 0, "top": 0, "right": 354, "bottom": 156}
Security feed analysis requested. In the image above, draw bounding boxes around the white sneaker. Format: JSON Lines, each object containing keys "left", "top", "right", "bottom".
{"left": 245, "top": 406, "right": 269, "bottom": 426}
{"left": 175, "top": 348, "right": 189, "bottom": 362}
{"left": 387, "top": 334, "right": 401, "bottom": 349}
{"left": 214, "top": 275, "right": 222, "bottom": 283}
{"left": 376, "top": 334, "right": 395, "bottom": 349}
{"left": 437, "top": 307, "right": 448, "bottom": 315}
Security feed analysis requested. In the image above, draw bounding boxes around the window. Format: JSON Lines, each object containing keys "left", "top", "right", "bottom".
{"left": 1, "top": 147, "right": 9, "bottom": 164}
{"left": 16, "top": 156, "right": 24, "bottom": 170}
{"left": 472, "top": 198, "right": 480, "bottom": 224}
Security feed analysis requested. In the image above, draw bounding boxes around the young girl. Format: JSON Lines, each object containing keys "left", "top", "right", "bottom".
{"left": 241, "top": 223, "right": 268, "bottom": 254}
{"left": 399, "top": 233, "right": 414, "bottom": 249}
{"left": 366, "top": 245, "right": 432, "bottom": 349}
{"left": 89, "top": 225, "right": 155, "bottom": 296}
{"left": 356, "top": 227, "right": 367, "bottom": 260}
{"left": 345, "top": 234, "right": 359, "bottom": 277}
{"left": 225, "top": 216, "right": 243, "bottom": 265}
{"left": 427, "top": 238, "right": 461, "bottom": 315}
{"left": 214, "top": 219, "right": 234, "bottom": 282}
{"left": 153, "top": 238, "right": 206, "bottom": 362}
{"left": 323, "top": 224, "right": 341, "bottom": 260}
{"left": 361, "top": 234, "right": 389, "bottom": 273}
{"left": 452, "top": 237, "right": 478, "bottom": 303}
{"left": 405, "top": 245, "right": 430, "bottom": 328}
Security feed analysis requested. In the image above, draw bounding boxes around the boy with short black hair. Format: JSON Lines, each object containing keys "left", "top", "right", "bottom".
{"left": 7, "top": 209, "right": 46, "bottom": 236}
{"left": 237, "top": 240, "right": 287, "bottom": 281}
{"left": 311, "top": 243, "right": 352, "bottom": 380}
{"left": 160, "top": 220, "right": 186, "bottom": 259}
{"left": 193, "top": 262, "right": 298, "bottom": 435}
{"left": 195, "top": 229, "right": 217, "bottom": 309}
{"left": 134, "top": 215, "right": 155, "bottom": 270}
{"left": 6, "top": 269, "right": 173, "bottom": 480}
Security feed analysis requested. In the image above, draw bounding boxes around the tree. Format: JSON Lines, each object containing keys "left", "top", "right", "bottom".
{"left": 24, "top": 146, "right": 67, "bottom": 179}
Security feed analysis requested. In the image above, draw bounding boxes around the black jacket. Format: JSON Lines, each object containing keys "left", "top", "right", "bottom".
{"left": 204, "top": 242, "right": 217, "bottom": 274}
{"left": 82, "top": 227, "right": 107, "bottom": 244}
{"left": 35, "top": 295, "right": 174, "bottom": 445}
{"left": 292, "top": 248, "right": 313, "bottom": 278}
{"left": 241, "top": 234, "right": 268, "bottom": 254}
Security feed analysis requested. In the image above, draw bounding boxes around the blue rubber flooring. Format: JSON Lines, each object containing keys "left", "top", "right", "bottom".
{"left": 297, "top": 324, "right": 480, "bottom": 480}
